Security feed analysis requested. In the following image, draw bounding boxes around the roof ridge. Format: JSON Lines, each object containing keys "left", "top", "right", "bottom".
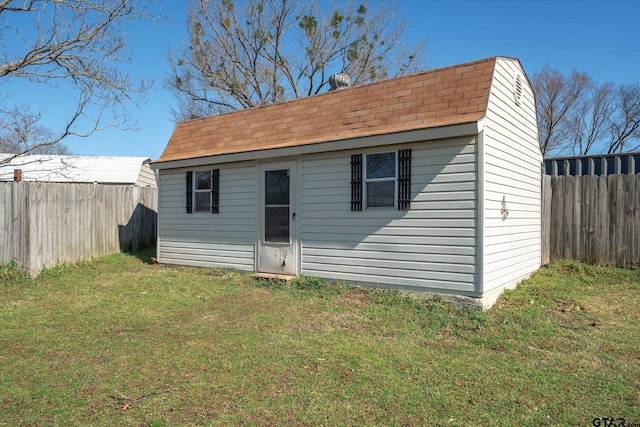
{"left": 175, "top": 56, "right": 500, "bottom": 125}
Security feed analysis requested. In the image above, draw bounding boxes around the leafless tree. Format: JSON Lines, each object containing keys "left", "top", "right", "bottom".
{"left": 567, "top": 81, "right": 615, "bottom": 155}
{"left": 568, "top": 82, "right": 640, "bottom": 155}
{"left": 606, "top": 83, "right": 640, "bottom": 153}
{"left": 533, "top": 64, "right": 640, "bottom": 156}
{"left": 0, "top": 0, "right": 154, "bottom": 164}
{"left": 167, "top": 0, "right": 425, "bottom": 120}
{"left": 531, "top": 64, "right": 591, "bottom": 156}
{"left": 0, "top": 105, "right": 71, "bottom": 154}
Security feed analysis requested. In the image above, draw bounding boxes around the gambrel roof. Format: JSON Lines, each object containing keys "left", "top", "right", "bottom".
{"left": 157, "top": 57, "right": 499, "bottom": 163}
{"left": 0, "top": 154, "right": 157, "bottom": 186}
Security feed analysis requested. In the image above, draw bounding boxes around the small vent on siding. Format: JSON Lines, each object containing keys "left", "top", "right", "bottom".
{"left": 513, "top": 73, "right": 523, "bottom": 106}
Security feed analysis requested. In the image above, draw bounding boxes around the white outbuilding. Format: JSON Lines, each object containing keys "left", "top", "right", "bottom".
{"left": 152, "top": 57, "right": 542, "bottom": 307}
{"left": 0, "top": 154, "right": 157, "bottom": 187}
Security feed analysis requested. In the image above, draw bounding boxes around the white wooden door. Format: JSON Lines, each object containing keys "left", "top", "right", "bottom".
{"left": 258, "top": 162, "right": 296, "bottom": 275}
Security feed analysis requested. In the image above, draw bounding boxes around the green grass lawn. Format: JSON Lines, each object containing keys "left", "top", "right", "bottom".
{"left": 1, "top": 250, "right": 639, "bottom": 426}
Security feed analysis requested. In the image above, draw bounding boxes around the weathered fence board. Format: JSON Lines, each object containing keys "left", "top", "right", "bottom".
{"left": 0, "top": 182, "right": 157, "bottom": 274}
{"left": 636, "top": 174, "right": 640, "bottom": 263}
{"left": 541, "top": 174, "right": 552, "bottom": 265}
{"left": 544, "top": 174, "right": 640, "bottom": 266}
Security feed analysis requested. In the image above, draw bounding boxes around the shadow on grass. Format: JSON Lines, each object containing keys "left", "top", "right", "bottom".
{"left": 125, "top": 246, "right": 157, "bottom": 265}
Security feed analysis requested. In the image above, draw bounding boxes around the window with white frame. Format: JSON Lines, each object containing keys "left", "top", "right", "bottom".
{"left": 365, "top": 152, "right": 397, "bottom": 208}
{"left": 351, "top": 149, "right": 411, "bottom": 211}
{"left": 194, "top": 171, "right": 212, "bottom": 212}
{"left": 186, "top": 169, "right": 219, "bottom": 214}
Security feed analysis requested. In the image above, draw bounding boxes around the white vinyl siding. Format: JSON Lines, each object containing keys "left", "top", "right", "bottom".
{"left": 481, "top": 58, "right": 542, "bottom": 294}
{"left": 300, "top": 136, "right": 479, "bottom": 295}
{"left": 152, "top": 57, "right": 542, "bottom": 306}
{"left": 136, "top": 162, "right": 158, "bottom": 187}
{"left": 156, "top": 163, "right": 256, "bottom": 270}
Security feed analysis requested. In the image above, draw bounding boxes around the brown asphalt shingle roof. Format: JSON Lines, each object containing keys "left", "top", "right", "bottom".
{"left": 157, "top": 57, "right": 497, "bottom": 163}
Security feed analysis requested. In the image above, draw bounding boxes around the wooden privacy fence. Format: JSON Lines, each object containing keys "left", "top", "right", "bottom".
{"left": 542, "top": 174, "right": 640, "bottom": 266}
{"left": 0, "top": 182, "right": 157, "bottom": 275}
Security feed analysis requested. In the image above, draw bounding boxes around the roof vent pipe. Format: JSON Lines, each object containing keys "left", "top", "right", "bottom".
{"left": 329, "top": 72, "right": 351, "bottom": 90}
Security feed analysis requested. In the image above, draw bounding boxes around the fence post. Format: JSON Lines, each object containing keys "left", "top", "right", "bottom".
{"left": 541, "top": 175, "right": 551, "bottom": 265}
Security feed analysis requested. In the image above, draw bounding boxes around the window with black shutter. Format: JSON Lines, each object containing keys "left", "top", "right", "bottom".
{"left": 186, "top": 171, "right": 193, "bottom": 213}
{"left": 351, "top": 149, "right": 411, "bottom": 211}
{"left": 397, "top": 148, "right": 411, "bottom": 210}
{"left": 211, "top": 169, "right": 220, "bottom": 214}
{"left": 351, "top": 154, "right": 363, "bottom": 211}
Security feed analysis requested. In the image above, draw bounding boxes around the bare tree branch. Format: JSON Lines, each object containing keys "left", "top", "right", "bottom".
{"left": 534, "top": 64, "right": 640, "bottom": 156}
{"left": 166, "top": 0, "right": 425, "bottom": 121}
{"left": 607, "top": 84, "right": 640, "bottom": 153}
{"left": 568, "top": 82, "right": 615, "bottom": 155}
{"left": 531, "top": 64, "right": 591, "bottom": 156}
{"left": 108, "top": 378, "right": 184, "bottom": 411}
{"left": 0, "top": 105, "right": 71, "bottom": 163}
{"left": 0, "top": 0, "right": 157, "bottom": 158}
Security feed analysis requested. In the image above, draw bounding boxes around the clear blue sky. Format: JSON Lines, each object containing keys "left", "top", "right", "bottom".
{"left": 9, "top": 0, "right": 640, "bottom": 159}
